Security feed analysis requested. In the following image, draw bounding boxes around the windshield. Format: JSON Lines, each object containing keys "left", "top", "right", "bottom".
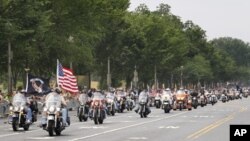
{"left": 45, "top": 93, "right": 61, "bottom": 108}
{"left": 92, "top": 92, "right": 104, "bottom": 100}
{"left": 79, "top": 93, "right": 88, "bottom": 105}
{"left": 106, "top": 93, "right": 115, "bottom": 100}
{"left": 116, "top": 91, "right": 126, "bottom": 97}
{"left": 12, "top": 93, "right": 27, "bottom": 107}
{"left": 176, "top": 90, "right": 185, "bottom": 95}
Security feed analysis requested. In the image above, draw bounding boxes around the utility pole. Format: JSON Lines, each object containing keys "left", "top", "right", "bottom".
{"left": 154, "top": 65, "right": 157, "bottom": 89}
{"left": 107, "top": 57, "right": 111, "bottom": 90}
{"left": 180, "top": 66, "right": 183, "bottom": 88}
{"left": 8, "top": 40, "right": 12, "bottom": 94}
{"left": 133, "top": 65, "right": 138, "bottom": 89}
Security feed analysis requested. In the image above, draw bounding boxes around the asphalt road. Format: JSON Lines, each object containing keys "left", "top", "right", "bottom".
{"left": 0, "top": 98, "right": 249, "bottom": 141}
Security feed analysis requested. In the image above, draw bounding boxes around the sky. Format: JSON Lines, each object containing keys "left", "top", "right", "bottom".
{"left": 129, "top": 0, "right": 250, "bottom": 43}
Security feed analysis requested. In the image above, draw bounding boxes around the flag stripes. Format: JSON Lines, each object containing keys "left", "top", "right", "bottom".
{"left": 57, "top": 60, "right": 78, "bottom": 93}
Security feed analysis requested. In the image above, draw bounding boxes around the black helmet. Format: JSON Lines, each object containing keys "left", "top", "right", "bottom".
{"left": 54, "top": 87, "right": 62, "bottom": 94}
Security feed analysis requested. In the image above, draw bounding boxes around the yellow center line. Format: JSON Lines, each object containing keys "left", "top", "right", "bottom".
{"left": 187, "top": 106, "right": 248, "bottom": 140}
{"left": 187, "top": 115, "right": 233, "bottom": 139}
{"left": 193, "top": 116, "right": 234, "bottom": 139}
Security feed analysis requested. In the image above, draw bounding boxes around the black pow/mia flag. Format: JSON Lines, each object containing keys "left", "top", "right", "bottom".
{"left": 25, "top": 74, "right": 51, "bottom": 95}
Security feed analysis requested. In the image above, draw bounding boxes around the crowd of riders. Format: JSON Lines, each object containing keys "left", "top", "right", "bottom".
{"left": 0, "top": 84, "right": 249, "bottom": 135}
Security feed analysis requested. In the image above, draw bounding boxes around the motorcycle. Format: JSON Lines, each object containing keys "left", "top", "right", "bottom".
{"left": 78, "top": 94, "right": 90, "bottom": 122}
{"left": 126, "top": 95, "right": 135, "bottom": 111}
{"left": 90, "top": 92, "right": 106, "bottom": 125}
{"left": 106, "top": 92, "right": 116, "bottom": 116}
{"left": 8, "top": 94, "right": 30, "bottom": 131}
{"left": 161, "top": 94, "right": 172, "bottom": 113}
{"left": 116, "top": 91, "right": 126, "bottom": 113}
{"left": 199, "top": 95, "right": 207, "bottom": 107}
{"left": 173, "top": 90, "right": 192, "bottom": 111}
{"left": 221, "top": 94, "right": 227, "bottom": 103}
{"left": 138, "top": 92, "right": 150, "bottom": 118}
{"left": 42, "top": 94, "right": 66, "bottom": 136}
{"left": 154, "top": 94, "right": 161, "bottom": 109}
{"left": 210, "top": 94, "right": 217, "bottom": 105}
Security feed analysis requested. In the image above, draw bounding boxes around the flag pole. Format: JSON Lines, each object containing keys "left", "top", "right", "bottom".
{"left": 56, "top": 59, "right": 59, "bottom": 87}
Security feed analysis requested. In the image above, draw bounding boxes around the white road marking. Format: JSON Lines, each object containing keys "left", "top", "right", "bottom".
{"left": 120, "top": 121, "right": 134, "bottom": 123}
{"left": 27, "top": 137, "right": 55, "bottom": 140}
{"left": 69, "top": 112, "right": 187, "bottom": 141}
{"left": 129, "top": 137, "right": 147, "bottom": 140}
{"left": 0, "top": 133, "right": 20, "bottom": 138}
{"left": 159, "top": 126, "right": 179, "bottom": 129}
{"left": 80, "top": 126, "right": 107, "bottom": 129}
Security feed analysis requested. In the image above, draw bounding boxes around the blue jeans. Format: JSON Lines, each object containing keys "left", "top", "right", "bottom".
{"left": 62, "top": 108, "right": 68, "bottom": 126}
{"left": 26, "top": 107, "right": 32, "bottom": 121}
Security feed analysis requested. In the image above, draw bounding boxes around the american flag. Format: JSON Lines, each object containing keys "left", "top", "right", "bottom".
{"left": 57, "top": 60, "right": 79, "bottom": 93}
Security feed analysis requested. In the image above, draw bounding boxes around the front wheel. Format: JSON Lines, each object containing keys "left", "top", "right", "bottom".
{"left": 55, "top": 130, "right": 61, "bottom": 136}
{"left": 12, "top": 118, "right": 19, "bottom": 131}
{"left": 48, "top": 120, "right": 54, "bottom": 136}
{"left": 23, "top": 124, "right": 30, "bottom": 131}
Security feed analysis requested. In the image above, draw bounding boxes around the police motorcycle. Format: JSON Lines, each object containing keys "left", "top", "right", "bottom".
{"left": 77, "top": 92, "right": 90, "bottom": 122}
{"left": 8, "top": 91, "right": 32, "bottom": 131}
{"left": 89, "top": 91, "right": 106, "bottom": 124}
{"left": 42, "top": 92, "right": 67, "bottom": 136}
{"left": 136, "top": 90, "right": 150, "bottom": 118}
{"left": 161, "top": 89, "right": 172, "bottom": 113}
{"left": 106, "top": 92, "right": 116, "bottom": 116}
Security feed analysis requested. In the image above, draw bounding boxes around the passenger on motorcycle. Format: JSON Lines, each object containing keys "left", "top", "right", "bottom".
{"left": 40, "top": 87, "right": 69, "bottom": 128}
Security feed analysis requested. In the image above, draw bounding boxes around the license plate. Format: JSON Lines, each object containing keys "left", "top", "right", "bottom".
{"left": 48, "top": 115, "right": 54, "bottom": 120}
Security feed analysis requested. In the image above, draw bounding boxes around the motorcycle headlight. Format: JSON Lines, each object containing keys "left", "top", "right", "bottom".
{"left": 43, "top": 107, "right": 48, "bottom": 112}
{"left": 9, "top": 106, "right": 13, "bottom": 111}
{"left": 94, "top": 102, "right": 99, "bottom": 106}
{"left": 56, "top": 107, "right": 61, "bottom": 112}
{"left": 14, "top": 106, "right": 19, "bottom": 111}
{"left": 49, "top": 107, "right": 55, "bottom": 112}
{"left": 20, "top": 106, "right": 24, "bottom": 111}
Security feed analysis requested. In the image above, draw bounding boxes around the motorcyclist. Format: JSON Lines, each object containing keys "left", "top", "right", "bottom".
{"left": 29, "top": 95, "right": 38, "bottom": 122}
{"left": 12, "top": 87, "right": 32, "bottom": 123}
{"left": 134, "top": 89, "right": 151, "bottom": 114}
{"left": 76, "top": 90, "right": 90, "bottom": 117}
{"left": 40, "top": 87, "right": 69, "bottom": 128}
{"left": 89, "top": 90, "right": 107, "bottom": 119}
